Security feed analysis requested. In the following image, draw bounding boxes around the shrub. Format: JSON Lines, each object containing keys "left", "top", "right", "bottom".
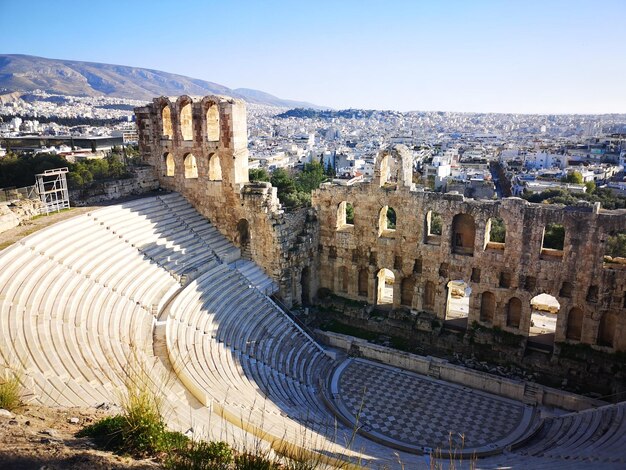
{"left": 234, "top": 452, "right": 279, "bottom": 470}
{"left": 0, "top": 369, "right": 21, "bottom": 411}
{"left": 166, "top": 440, "right": 233, "bottom": 470}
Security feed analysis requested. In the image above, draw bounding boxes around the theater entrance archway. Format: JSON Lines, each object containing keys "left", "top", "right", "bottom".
{"left": 528, "top": 293, "right": 560, "bottom": 353}
{"left": 445, "top": 280, "right": 471, "bottom": 330}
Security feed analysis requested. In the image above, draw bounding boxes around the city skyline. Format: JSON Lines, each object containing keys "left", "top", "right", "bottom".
{"left": 1, "top": 0, "right": 625, "bottom": 114}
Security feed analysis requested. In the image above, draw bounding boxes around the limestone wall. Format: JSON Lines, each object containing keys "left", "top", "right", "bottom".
{"left": 135, "top": 97, "right": 626, "bottom": 352}
{"left": 135, "top": 95, "right": 314, "bottom": 305}
{"left": 312, "top": 158, "right": 626, "bottom": 353}
{"left": 0, "top": 204, "right": 19, "bottom": 234}
{"left": 0, "top": 198, "right": 46, "bottom": 235}
{"left": 69, "top": 167, "right": 159, "bottom": 206}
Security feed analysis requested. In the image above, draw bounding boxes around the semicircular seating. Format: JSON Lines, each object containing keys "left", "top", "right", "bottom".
{"left": 2, "top": 192, "right": 625, "bottom": 469}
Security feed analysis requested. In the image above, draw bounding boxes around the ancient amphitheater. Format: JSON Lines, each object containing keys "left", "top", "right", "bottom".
{"left": 1, "top": 95, "right": 625, "bottom": 468}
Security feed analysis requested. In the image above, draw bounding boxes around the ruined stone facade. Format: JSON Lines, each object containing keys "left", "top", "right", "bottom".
{"left": 136, "top": 96, "right": 626, "bottom": 354}
{"left": 312, "top": 147, "right": 626, "bottom": 353}
{"left": 135, "top": 96, "right": 317, "bottom": 305}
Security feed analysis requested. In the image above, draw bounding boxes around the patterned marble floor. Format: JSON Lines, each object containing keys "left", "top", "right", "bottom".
{"left": 332, "top": 359, "right": 530, "bottom": 452}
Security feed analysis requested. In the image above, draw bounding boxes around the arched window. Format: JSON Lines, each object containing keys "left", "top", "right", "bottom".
{"left": 541, "top": 223, "right": 565, "bottom": 258}
{"left": 378, "top": 206, "right": 396, "bottom": 236}
{"left": 452, "top": 213, "right": 475, "bottom": 256}
{"left": 358, "top": 268, "right": 368, "bottom": 297}
{"left": 184, "top": 153, "right": 198, "bottom": 179}
{"left": 164, "top": 153, "right": 175, "bottom": 177}
{"left": 485, "top": 217, "right": 506, "bottom": 250}
{"left": 423, "top": 281, "right": 435, "bottom": 310}
{"left": 161, "top": 105, "right": 173, "bottom": 138}
{"left": 598, "top": 312, "right": 616, "bottom": 347}
{"left": 208, "top": 153, "right": 222, "bottom": 181}
{"left": 400, "top": 277, "right": 414, "bottom": 307}
{"left": 336, "top": 201, "right": 354, "bottom": 229}
{"left": 425, "top": 210, "right": 442, "bottom": 244}
{"left": 480, "top": 291, "right": 495, "bottom": 323}
{"left": 566, "top": 307, "right": 583, "bottom": 341}
{"left": 180, "top": 102, "right": 193, "bottom": 141}
{"left": 507, "top": 297, "right": 522, "bottom": 328}
{"left": 206, "top": 103, "right": 220, "bottom": 141}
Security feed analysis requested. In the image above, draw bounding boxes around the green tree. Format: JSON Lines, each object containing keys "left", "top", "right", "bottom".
{"left": 345, "top": 202, "right": 354, "bottom": 224}
{"left": 543, "top": 224, "right": 565, "bottom": 250}
{"left": 606, "top": 232, "right": 626, "bottom": 258}
{"left": 387, "top": 207, "right": 396, "bottom": 229}
{"left": 249, "top": 168, "right": 270, "bottom": 182}
{"left": 489, "top": 217, "right": 506, "bottom": 243}
{"left": 270, "top": 168, "right": 296, "bottom": 206}
{"left": 562, "top": 171, "right": 583, "bottom": 184}
{"left": 296, "top": 161, "right": 326, "bottom": 192}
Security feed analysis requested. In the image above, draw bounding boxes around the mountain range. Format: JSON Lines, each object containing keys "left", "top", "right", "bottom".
{"left": 0, "top": 54, "right": 325, "bottom": 108}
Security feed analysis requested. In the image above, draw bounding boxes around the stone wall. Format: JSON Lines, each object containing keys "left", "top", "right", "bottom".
{"left": 0, "top": 198, "right": 45, "bottom": 235}
{"left": 0, "top": 204, "right": 19, "bottom": 234}
{"left": 134, "top": 97, "right": 626, "bottom": 357}
{"left": 69, "top": 167, "right": 159, "bottom": 206}
{"left": 135, "top": 95, "right": 315, "bottom": 305}
{"left": 312, "top": 146, "right": 626, "bottom": 353}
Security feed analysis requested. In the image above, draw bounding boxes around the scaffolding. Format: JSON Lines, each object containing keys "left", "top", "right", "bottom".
{"left": 35, "top": 168, "right": 70, "bottom": 215}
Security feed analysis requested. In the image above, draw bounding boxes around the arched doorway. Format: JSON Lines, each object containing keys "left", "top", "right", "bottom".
{"left": 445, "top": 280, "right": 471, "bottom": 330}
{"left": 237, "top": 219, "right": 251, "bottom": 259}
{"left": 376, "top": 268, "right": 395, "bottom": 306}
{"left": 528, "top": 293, "right": 560, "bottom": 352}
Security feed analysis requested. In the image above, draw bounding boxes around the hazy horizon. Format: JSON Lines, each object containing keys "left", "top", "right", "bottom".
{"left": 1, "top": 0, "right": 625, "bottom": 115}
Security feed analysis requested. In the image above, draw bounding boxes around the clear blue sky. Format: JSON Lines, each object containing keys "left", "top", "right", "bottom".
{"left": 1, "top": 0, "right": 625, "bottom": 114}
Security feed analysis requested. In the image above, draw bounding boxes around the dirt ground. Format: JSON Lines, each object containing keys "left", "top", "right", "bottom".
{"left": 0, "top": 405, "right": 161, "bottom": 469}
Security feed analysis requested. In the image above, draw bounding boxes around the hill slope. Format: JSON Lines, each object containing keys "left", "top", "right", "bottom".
{"left": 0, "top": 54, "right": 325, "bottom": 108}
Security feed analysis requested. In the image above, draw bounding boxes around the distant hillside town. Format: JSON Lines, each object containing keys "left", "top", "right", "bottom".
{"left": 1, "top": 89, "right": 625, "bottom": 206}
